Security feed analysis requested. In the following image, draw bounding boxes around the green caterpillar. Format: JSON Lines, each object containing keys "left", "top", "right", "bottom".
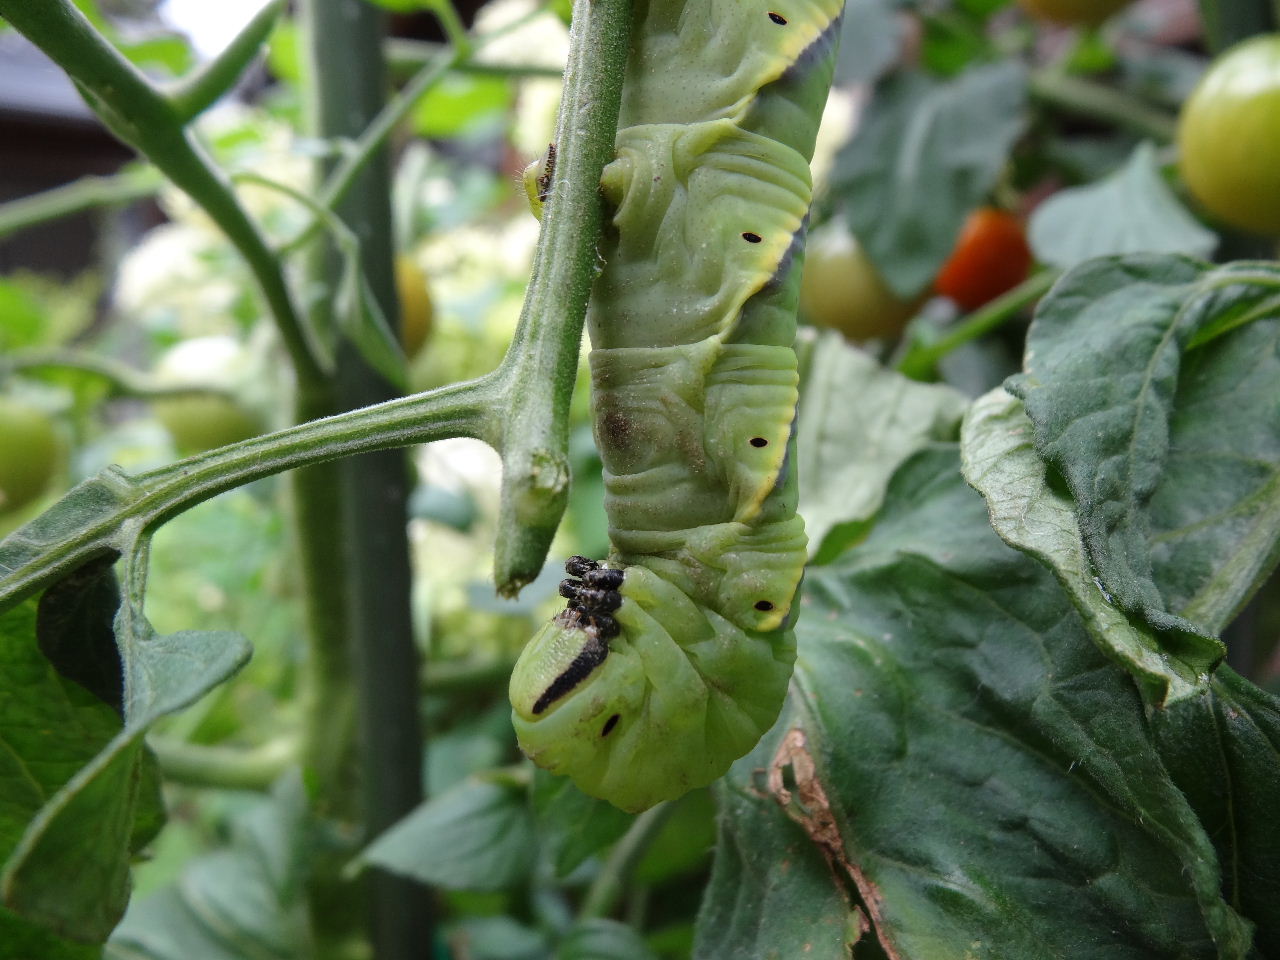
{"left": 510, "top": 0, "right": 843, "bottom": 813}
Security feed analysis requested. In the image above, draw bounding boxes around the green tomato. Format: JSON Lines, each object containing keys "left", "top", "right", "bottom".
{"left": 1015, "top": 0, "right": 1134, "bottom": 25}
{"left": 0, "top": 399, "right": 59, "bottom": 515}
{"left": 151, "top": 336, "right": 263, "bottom": 454}
{"left": 799, "top": 222, "right": 922, "bottom": 341}
{"left": 1177, "top": 34, "right": 1280, "bottom": 236}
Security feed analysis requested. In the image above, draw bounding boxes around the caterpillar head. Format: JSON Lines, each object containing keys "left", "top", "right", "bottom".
{"left": 509, "top": 608, "right": 649, "bottom": 803}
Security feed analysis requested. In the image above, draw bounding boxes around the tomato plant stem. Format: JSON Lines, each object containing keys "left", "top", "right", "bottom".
{"left": 0, "top": 167, "right": 162, "bottom": 241}
{"left": 1029, "top": 70, "right": 1178, "bottom": 143}
{"left": 897, "top": 271, "right": 1058, "bottom": 381}
{"left": 490, "top": 0, "right": 635, "bottom": 595}
{"left": 579, "top": 803, "right": 676, "bottom": 921}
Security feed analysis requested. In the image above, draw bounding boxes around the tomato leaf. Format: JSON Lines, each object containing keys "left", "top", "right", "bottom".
{"left": 962, "top": 388, "right": 1202, "bottom": 703}
{"left": 833, "top": 0, "right": 904, "bottom": 86}
{"left": 555, "top": 919, "right": 660, "bottom": 960}
{"left": 1029, "top": 142, "right": 1218, "bottom": 270}
{"left": 106, "top": 774, "right": 313, "bottom": 960}
{"left": 1006, "top": 255, "right": 1280, "bottom": 653}
{"left": 694, "top": 731, "right": 856, "bottom": 960}
{"left": 797, "top": 333, "right": 968, "bottom": 562}
{"left": 531, "top": 769, "right": 633, "bottom": 878}
{"left": 830, "top": 61, "right": 1030, "bottom": 297}
{"left": 358, "top": 777, "right": 536, "bottom": 890}
{"left": 700, "top": 448, "right": 1257, "bottom": 957}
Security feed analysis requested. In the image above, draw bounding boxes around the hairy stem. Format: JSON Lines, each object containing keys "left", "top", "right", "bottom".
{"left": 491, "top": 0, "right": 634, "bottom": 593}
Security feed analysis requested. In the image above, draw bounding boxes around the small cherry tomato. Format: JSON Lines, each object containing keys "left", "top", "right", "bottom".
{"left": 0, "top": 398, "right": 59, "bottom": 515}
{"left": 1015, "top": 0, "right": 1135, "bottom": 25}
{"left": 1177, "top": 34, "right": 1280, "bottom": 237}
{"left": 935, "top": 208, "right": 1034, "bottom": 312}
{"left": 395, "top": 254, "right": 434, "bottom": 359}
{"left": 800, "top": 222, "right": 923, "bottom": 341}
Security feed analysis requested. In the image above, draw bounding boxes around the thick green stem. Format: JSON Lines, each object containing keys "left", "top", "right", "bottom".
{"left": 897, "top": 271, "right": 1058, "bottom": 381}
{"left": 301, "top": 0, "right": 427, "bottom": 957}
{"left": 1029, "top": 71, "right": 1177, "bottom": 144}
{"left": 0, "top": 378, "right": 496, "bottom": 612}
{"left": 490, "top": 0, "right": 634, "bottom": 594}
{"left": 0, "top": 167, "right": 162, "bottom": 241}
{"left": 0, "top": 0, "right": 322, "bottom": 386}
{"left": 148, "top": 734, "right": 298, "bottom": 791}
{"left": 166, "top": 0, "right": 284, "bottom": 121}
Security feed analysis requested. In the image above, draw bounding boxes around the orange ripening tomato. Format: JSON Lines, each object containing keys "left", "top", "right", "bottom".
{"left": 935, "top": 208, "right": 1034, "bottom": 312}
{"left": 1016, "top": 0, "right": 1135, "bottom": 25}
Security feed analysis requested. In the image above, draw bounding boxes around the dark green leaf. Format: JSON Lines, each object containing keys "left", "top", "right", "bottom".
{"left": 694, "top": 733, "right": 856, "bottom": 960}
{"left": 833, "top": 0, "right": 904, "bottom": 86}
{"left": 3, "top": 609, "right": 246, "bottom": 943}
{"left": 1029, "top": 143, "right": 1217, "bottom": 270}
{"left": 360, "top": 777, "right": 536, "bottom": 890}
{"left": 1006, "top": 256, "right": 1280, "bottom": 651}
{"left": 797, "top": 333, "right": 967, "bottom": 562}
{"left": 1152, "top": 668, "right": 1280, "bottom": 955}
{"left": 36, "top": 554, "right": 123, "bottom": 713}
{"left": 962, "top": 389, "right": 1201, "bottom": 703}
{"left": 0, "top": 907, "right": 102, "bottom": 959}
{"left": 703, "top": 448, "right": 1255, "bottom": 958}
{"left": 555, "top": 919, "right": 659, "bottom": 960}
{"left": 448, "top": 916, "right": 549, "bottom": 960}
{"left": 107, "top": 774, "right": 313, "bottom": 960}
{"left": 0, "top": 599, "right": 125, "bottom": 943}
{"left": 532, "top": 769, "right": 633, "bottom": 878}
{"left": 831, "top": 62, "right": 1030, "bottom": 297}
{"left": 633, "top": 788, "right": 714, "bottom": 886}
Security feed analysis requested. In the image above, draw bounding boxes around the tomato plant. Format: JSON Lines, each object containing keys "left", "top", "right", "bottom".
{"left": 935, "top": 208, "right": 1034, "bottom": 312}
{"left": 1177, "top": 34, "right": 1280, "bottom": 237}
{"left": 799, "top": 222, "right": 921, "bottom": 340}
{"left": 0, "top": 398, "right": 59, "bottom": 515}
{"left": 1015, "top": 0, "right": 1135, "bottom": 26}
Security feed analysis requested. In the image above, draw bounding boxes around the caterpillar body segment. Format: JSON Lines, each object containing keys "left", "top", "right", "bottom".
{"left": 509, "top": 0, "right": 842, "bottom": 811}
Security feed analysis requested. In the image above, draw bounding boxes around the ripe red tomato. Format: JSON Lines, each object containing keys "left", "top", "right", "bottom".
{"left": 1177, "top": 34, "right": 1280, "bottom": 236}
{"left": 1015, "top": 0, "right": 1134, "bottom": 25}
{"left": 935, "top": 208, "right": 1034, "bottom": 312}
